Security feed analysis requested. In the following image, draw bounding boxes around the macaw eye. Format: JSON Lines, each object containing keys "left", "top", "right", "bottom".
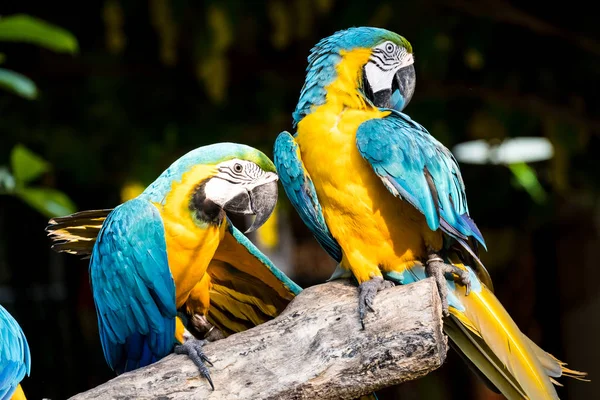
{"left": 233, "top": 163, "right": 243, "bottom": 173}
{"left": 385, "top": 42, "right": 395, "bottom": 54}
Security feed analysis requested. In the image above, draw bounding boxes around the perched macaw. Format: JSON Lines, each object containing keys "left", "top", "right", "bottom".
{"left": 0, "top": 305, "right": 30, "bottom": 400}
{"left": 274, "top": 27, "right": 587, "bottom": 399}
{"left": 46, "top": 143, "right": 301, "bottom": 387}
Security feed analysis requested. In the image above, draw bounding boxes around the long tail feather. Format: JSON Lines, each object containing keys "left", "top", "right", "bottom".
{"left": 385, "top": 265, "right": 587, "bottom": 400}
{"left": 448, "top": 265, "right": 587, "bottom": 400}
{"left": 450, "top": 279, "right": 558, "bottom": 399}
{"left": 46, "top": 209, "right": 111, "bottom": 257}
{"left": 522, "top": 335, "right": 589, "bottom": 382}
{"left": 445, "top": 317, "right": 525, "bottom": 398}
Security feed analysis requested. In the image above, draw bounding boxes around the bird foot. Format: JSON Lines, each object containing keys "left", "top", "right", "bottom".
{"left": 426, "top": 253, "right": 471, "bottom": 317}
{"left": 174, "top": 332, "right": 214, "bottom": 390}
{"left": 358, "top": 276, "right": 395, "bottom": 329}
{"left": 190, "top": 314, "right": 226, "bottom": 342}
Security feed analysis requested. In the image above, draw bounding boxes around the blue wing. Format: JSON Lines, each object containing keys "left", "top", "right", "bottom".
{"left": 90, "top": 198, "right": 176, "bottom": 374}
{"left": 0, "top": 305, "right": 30, "bottom": 400}
{"left": 274, "top": 131, "right": 342, "bottom": 262}
{"left": 356, "top": 110, "right": 487, "bottom": 251}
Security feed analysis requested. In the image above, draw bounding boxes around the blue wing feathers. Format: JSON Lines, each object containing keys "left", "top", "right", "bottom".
{"left": 90, "top": 198, "right": 176, "bottom": 374}
{"left": 356, "top": 110, "right": 486, "bottom": 249}
{"left": 274, "top": 132, "right": 343, "bottom": 261}
{"left": 0, "top": 305, "right": 30, "bottom": 400}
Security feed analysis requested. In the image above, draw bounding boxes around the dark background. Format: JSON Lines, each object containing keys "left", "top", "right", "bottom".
{"left": 1, "top": 1, "right": 598, "bottom": 399}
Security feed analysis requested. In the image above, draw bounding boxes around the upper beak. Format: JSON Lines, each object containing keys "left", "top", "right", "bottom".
{"left": 222, "top": 173, "right": 279, "bottom": 233}
{"left": 245, "top": 177, "right": 278, "bottom": 233}
{"left": 392, "top": 64, "right": 416, "bottom": 111}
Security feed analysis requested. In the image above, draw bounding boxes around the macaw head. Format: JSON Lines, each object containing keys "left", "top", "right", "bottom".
{"left": 293, "top": 27, "right": 415, "bottom": 124}
{"left": 141, "top": 143, "right": 278, "bottom": 233}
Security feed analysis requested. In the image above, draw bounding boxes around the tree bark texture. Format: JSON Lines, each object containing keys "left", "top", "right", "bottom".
{"left": 69, "top": 278, "right": 447, "bottom": 400}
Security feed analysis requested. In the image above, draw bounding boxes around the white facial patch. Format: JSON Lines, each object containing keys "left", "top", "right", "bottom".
{"left": 402, "top": 53, "right": 414, "bottom": 69}
{"left": 203, "top": 158, "right": 277, "bottom": 209}
{"left": 203, "top": 177, "right": 245, "bottom": 208}
{"left": 364, "top": 62, "right": 397, "bottom": 93}
{"left": 365, "top": 41, "right": 414, "bottom": 93}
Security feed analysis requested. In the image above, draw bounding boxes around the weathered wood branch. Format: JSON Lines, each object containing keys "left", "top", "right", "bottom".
{"left": 69, "top": 278, "right": 447, "bottom": 400}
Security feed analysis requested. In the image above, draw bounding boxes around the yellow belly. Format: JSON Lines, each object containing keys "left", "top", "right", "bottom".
{"left": 296, "top": 105, "right": 442, "bottom": 283}
{"left": 10, "top": 384, "right": 26, "bottom": 400}
{"left": 159, "top": 205, "right": 225, "bottom": 309}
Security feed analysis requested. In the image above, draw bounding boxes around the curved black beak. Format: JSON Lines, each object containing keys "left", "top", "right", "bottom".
{"left": 245, "top": 178, "right": 278, "bottom": 233}
{"left": 392, "top": 64, "right": 415, "bottom": 111}
{"left": 222, "top": 175, "right": 278, "bottom": 233}
{"left": 369, "top": 64, "right": 416, "bottom": 111}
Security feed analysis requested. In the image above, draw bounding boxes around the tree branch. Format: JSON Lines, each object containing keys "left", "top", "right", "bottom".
{"left": 69, "top": 279, "right": 447, "bottom": 400}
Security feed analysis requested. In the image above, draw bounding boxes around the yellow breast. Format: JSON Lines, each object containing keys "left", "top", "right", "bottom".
{"left": 295, "top": 50, "right": 442, "bottom": 282}
{"left": 156, "top": 164, "right": 227, "bottom": 308}
{"left": 10, "top": 384, "right": 26, "bottom": 400}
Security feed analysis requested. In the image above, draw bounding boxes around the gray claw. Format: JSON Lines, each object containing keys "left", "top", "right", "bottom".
{"left": 426, "top": 253, "right": 472, "bottom": 317}
{"left": 358, "top": 277, "right": 394, "bottom": 329}
{"left": 174, "top": 334, "right": 214, "bottom": 390}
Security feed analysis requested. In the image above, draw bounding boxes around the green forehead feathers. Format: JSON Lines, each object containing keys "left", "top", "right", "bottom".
{"left": 140, "top": 143, "right": 276, "bottom": 203}
{"left": 385, "top": 33, "right": 413, "bottom": 53}
{"left": 293, "top": 27, "right": 413, "bottom": 124}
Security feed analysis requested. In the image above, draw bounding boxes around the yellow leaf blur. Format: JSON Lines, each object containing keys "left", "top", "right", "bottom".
{"left": 268, "top": 0, "right": 291, "bottom": 49}
{"left": 150, "top": 0, "right": 178, "bottom": 66}
{"left": 294, "top": 0, "right": 313, "bottom": 40}
{"left": 102, "top": 0, "right": 126, "bottom": 54}
{"left": 207, "top": 6, "right": 232, "bottom": 52}
{"left": 197, "top": 55, "right": 228, "bottom": 104}
{"left": 468, "top": 111, "right": 506, "bottom": 140}
{"left": 434, "top": 34, "right": 451, "bottom": 51}
{"left": 197, "top": 5, "right": 232, "bottom": 104}
{"left": 314, "top": 0, "right": 334, "bottom": 14}
{"left": 464, "top": 48, "right": 484, "bottom": 70}
{"left": 256, "top": 205, "right": 279, "bottom": 250}
{"left": 120, "top": 181, "right": 145, "bottom": 202}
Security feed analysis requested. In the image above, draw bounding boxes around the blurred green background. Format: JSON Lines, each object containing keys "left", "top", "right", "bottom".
{"left": 0, "top": 1, "right": 598, "bottom": 399}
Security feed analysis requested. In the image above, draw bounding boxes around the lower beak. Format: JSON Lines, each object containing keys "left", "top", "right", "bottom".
{"left": 372, "top": 88, "right": 392, "bottom": 109}
{"left": 246, "top": 179, "right": 278, "bottom": 233}
{"left": 392, "top": 64, "right": 416, "bottom": 111}
{"left": 223, "top": 178, "right": 278, "bottom": 233}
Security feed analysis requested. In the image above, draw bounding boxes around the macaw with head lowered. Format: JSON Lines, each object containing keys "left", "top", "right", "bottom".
{"left": 0, "top": 305, "right": 30, "bottom": 400}
{"left": 274, "top": 27, "right": 587, "bottom": 399}
{"left": 46, "top": 143, "right": 301, "bottom": 388}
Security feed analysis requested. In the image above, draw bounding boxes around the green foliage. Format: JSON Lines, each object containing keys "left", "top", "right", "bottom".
{"left": 0, "top": 68, "right": 37, "bottom": 99}
{"left": 14, "top": 187, "right": 77, "bottom": 219}
{"left": 10, "top": 144, "right": 50, "bottom": 185}
{"left": 508, "top": 162, "right": 547, "bottom": 204}
{"left": 0, "top": 14, "right": 79, "bottom": 54}
{"left": 0, "top": 14, "right": 79, "bottom": 99}
{"left": 1, "top": 145, "right": 76, "bottom": 218}
{"left": 0, "top": 16, "right": 79, "bottom": 215}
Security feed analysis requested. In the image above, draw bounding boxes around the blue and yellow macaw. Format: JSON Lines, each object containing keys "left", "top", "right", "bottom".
{"left": 46, "top": 143, "right": 301, "bottom": 388}
{"left": 0, "top": 305, "right": 30, "bottom": 400}
{"left": 274, "top": 27, "right": 587, "bottom": 399}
